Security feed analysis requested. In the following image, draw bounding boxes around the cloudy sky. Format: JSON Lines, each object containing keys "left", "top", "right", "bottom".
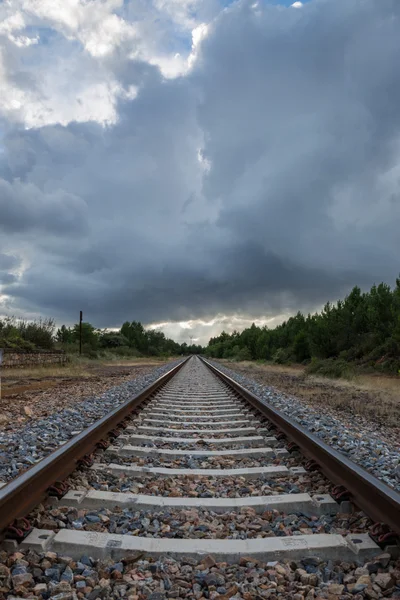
{"left": 0, "top": 0, "right": 399, "bottom": 345}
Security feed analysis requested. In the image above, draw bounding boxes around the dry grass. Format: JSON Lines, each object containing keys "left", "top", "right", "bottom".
{"left": 0, "top": 357, "right": 172, "bottom": 427}
{"left": 219, "top": 360, "right": 400, "bottom": 430}
{"left": 101, "top": 357, "right": 178, "bottom": 368}
{"left": 0, "top": 356, "right": 177, "bottom": 400}
{"left": 2, "top": 363, "right": 92, "bottom": 381}
{"left": 1, "top": 355, "right": 178, "bottom": 388}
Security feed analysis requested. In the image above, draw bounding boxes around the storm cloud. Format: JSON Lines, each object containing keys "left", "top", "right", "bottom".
{"left": 0, "top": 0, "right": 400, "bottom": 341}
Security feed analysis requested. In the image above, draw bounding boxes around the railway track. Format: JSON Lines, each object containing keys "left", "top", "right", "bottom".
{"left": 0, "top": 355, "right": 399, "bottom": 598}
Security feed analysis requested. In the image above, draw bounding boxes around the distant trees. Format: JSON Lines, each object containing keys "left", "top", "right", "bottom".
{"left": 3, "top": 276, "right": 400, "bottom": 372}
{"left": 205, "top": 277, "right": 400, "bottom": 374}
{"left": 0, "top": 315, "right": 202, "bottom": 358}
{"left": 120, "top": 321, "right": 180, "bottom": 356}
{"left": 55, "top": 324, "right": 74, "bottom": 344}
{"left": 54, "top": 319, "right": 202, "bottom": 357}
{"left": 99, "top": 333, "right": 130, "bottom": 349}
{"left": 55, "top": 322, "right": 100, "bottom": 353}
{"left": 121, "top": 321, "right": 147, "bottom": 353}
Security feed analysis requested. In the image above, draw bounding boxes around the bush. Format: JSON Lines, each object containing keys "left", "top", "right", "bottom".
{"left": 272, "top": 347, "right": 292, "bottom": 364}
{"left": 99, "top": 333, "right": 130, "bottom": 349}
{"left": 0, "top": 335, "right": 36, "bottom": 351}
{"left": 374, "top": 357, "right": 400, "bottom": 373}
{"left": 111, "top": 346, "right": 142, "bottom": 357}
{"left": 21, "top": 318, "right": 55, "bottom": 349}
{"left": 235, "top": 346, "right": 252, "bottom": 361}
{"left": 0, "top": 316, "right": 55, "bottom": 350}
{"left": 306, "top": 358, "right": 355, "bottom": 379}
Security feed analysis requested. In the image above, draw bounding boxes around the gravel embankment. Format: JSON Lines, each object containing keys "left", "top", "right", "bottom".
{"left": 210, "top": 361, "right": 400, "bottom": 492}
{"left": 1, "top": 548, "right": 398, "bottom": 599}
{"left": 0, "top": 360, "right": 182, "bottom": 482}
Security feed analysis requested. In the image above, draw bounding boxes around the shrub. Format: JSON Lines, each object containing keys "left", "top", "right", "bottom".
{"left": 272, "top": 347, "right": 292, "bottom": 364}
{"left": 21, "top": 318, "right": 55, "bottom": 349}
{"left": 306, "top": 358, "right": 355, "bottom": 379}
{"left": 235, "top": 346, "right": 252, "bottom": 361}
{"left": 374, "top": 357, "right": 400, "bottom": 373}
{"left": 0, "top": 335, "right": 36, "bottom": 352}
{"left": 0, "top": 316, "right": 55, "bottom": 350}
{"left": 99, "top": 333, "right": 130, "bottom": 349}
{"left": 111, "top": 346, "right": 142, "bottom": 357}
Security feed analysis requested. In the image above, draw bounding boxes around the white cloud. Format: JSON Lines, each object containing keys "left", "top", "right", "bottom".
{"left": 152, "top": 313, "right": 291, "bottom": 346}
{"left": 0, "top": 0, "right": 217, "bottom": 126}
{"left": 188, "top": 22, "right": 208, "bottom": 69}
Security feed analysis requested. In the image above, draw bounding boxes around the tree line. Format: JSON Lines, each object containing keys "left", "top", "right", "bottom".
{"left": 0, "top": 316, "right": 202, "bottom": 358}
{"left": 56, "top": 320, "right": 202, "bottom": 357}
{"left": 204, "top": 278, "right": 400, "bottom": 375}
{"left": 3, "top": 276, "right": 400, "bottom": 371}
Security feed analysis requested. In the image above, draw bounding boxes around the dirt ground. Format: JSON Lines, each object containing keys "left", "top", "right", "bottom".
{"left": 0, "top": 358, "right": 171, "bottom": 429}
{"left": 218, "top": 360, "right": 400, "bottom": 432}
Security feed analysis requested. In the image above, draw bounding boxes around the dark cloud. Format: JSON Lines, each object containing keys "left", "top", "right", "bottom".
{"left": 1, "top": 0, "right": 400, "bottom": 334}
{"left": 0, "top": 177, "right": 88, "bottom": 235}
{"left": 0, "top": 253, "right": 20, "bottom": 271}
{"left": 0, "top": 272, "right": 17, "bottom": 285}
{"left": 0, "top": 254, "right": 19, "bottom": 291}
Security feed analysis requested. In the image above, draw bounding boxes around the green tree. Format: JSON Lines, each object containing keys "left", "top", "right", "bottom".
{"left": 292, "top": 330, "right": 310, "bottom": 362}
{"left": 56, "top": 325, "right": 74, "bottom": 344}
{"left": 205, "top": 276, "right": 400, "bottom": 373}
{"left": 99, "top": 332, "right": 130, "bottom": 348}
{"left": 72, "top": 322, "right": 99, "bottom": 349}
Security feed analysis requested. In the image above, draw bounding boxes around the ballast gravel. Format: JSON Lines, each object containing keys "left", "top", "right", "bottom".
{"left": 210, "top": 361, "right": 400, "bottom": 492}
{"left": 136, "top": 422, "right": 253, "bottom": 431}
{"left": 0, "top": 548, "right": 398, "bottom": 599}
{"left": 70, "top": 468, "right": 331, "bottom": 498}
{"left": 127, "top": 430, "right": 264, "bottom": 439}
{"left": 33, "top": 505, "right": 373, "bottom": 539}
{"left": 118, "top": 441, "right": 274, "bottom": 452}
{"left": 0, "top": 360, "right": 182, "bottom": 482}
{"left": 99, "top": 453, "right": 291, "bottom": 471}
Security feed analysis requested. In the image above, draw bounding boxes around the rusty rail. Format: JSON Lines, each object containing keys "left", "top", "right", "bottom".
{"left": 201, "top": 357, "right": 400, "bottom": 536}
{"left": 0, "top": 358, "right": 188, "bottom": 532}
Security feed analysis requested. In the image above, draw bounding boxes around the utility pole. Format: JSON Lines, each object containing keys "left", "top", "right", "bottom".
{"left": 79, "top": 311, "right": 83, "bottom": 355}
{"left": 0, "top": 348, "right": 3, "bottom": 399}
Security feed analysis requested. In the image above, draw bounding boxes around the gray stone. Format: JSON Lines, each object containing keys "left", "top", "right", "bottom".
{"left": 61, "top": 566, "right": 74, "bottom": 583}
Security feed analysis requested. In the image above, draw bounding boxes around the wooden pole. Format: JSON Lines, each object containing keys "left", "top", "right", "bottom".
{"left": 0, "top": 349, "right": 3, "bottom": 399}
{"left": 79, "top": 311, "right": 83, "bottom": 355}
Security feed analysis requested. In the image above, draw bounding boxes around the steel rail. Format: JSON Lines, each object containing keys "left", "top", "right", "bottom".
{"left": 0, "top": 358, "right": 189, "bottom": 533}
{"left": 201, "top": 357, "right": 400, "bottom": 535}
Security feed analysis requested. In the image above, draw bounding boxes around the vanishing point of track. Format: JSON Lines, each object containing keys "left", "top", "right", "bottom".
{"left": 0, "top": 356, "right": 399, "bottom": 564}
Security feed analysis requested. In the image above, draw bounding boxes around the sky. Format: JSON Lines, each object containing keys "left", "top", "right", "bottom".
{"left": 0, "top": 0, "right": 399, "bottom": 345}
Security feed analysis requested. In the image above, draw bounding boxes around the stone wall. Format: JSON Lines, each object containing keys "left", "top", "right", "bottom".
{"left": 1, "top": 350, "right": 67, "bottom": 368}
